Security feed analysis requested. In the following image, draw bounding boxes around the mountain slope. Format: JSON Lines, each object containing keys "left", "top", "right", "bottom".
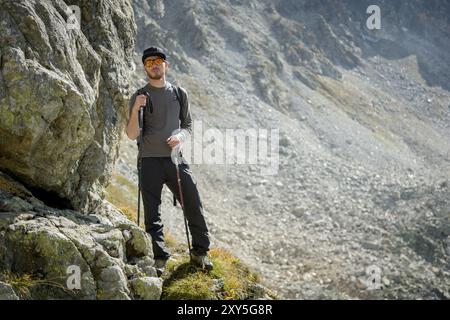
{"left": 120, "top": 0, "right": 450, "bottom": 299}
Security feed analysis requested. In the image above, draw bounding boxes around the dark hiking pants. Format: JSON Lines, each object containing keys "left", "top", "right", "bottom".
{"left": 139, "top": 156, "right": 210, "bottom": 259}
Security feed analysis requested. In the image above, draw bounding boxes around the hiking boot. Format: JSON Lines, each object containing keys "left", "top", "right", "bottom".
{"left": 190, "top": 253, "right": 214, "bottom": 270}
{"left": 154, "top": 257, "right": 169, "bottom": 277}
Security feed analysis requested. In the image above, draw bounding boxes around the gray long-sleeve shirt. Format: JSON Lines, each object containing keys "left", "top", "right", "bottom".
{"left": 127, "top": 82, "right": 192, "bottom": 158}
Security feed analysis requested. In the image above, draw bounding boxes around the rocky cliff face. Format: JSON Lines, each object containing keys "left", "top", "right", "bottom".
{"left": 0, "top": 0, "right": 135, "bottom": 213}
{"left": 0, "top": 0, "right": 162, "bottom": 300}
{"left": 126, "top": 0, "right": 450, "bottom": 299}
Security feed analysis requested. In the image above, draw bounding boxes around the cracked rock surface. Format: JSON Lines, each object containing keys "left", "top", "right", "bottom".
{"left": 0, "top": 0, "right": 136, "bottom": 213}
{"left": 0, "top": 171, "right": 161, "bottom": 300}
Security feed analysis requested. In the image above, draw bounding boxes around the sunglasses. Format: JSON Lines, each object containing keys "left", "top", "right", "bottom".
{"left": 144, "top": 58, "right": 165, "bottom": 67}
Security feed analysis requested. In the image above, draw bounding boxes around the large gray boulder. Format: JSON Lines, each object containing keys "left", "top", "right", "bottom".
{"left": 0, "top": 0, "right": 136, "bottom": 213}
{"left": 129, "top": 277, "right": 163, "bottom": 300}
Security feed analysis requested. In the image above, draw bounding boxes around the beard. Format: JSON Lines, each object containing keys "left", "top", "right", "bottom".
{"left": 146, "top": 69, "right": 163, "bottom": 80}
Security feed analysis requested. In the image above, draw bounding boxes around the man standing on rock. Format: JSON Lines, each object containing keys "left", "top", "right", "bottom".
{"left": 125, "top": 47, "right": 213, "bottom": 274}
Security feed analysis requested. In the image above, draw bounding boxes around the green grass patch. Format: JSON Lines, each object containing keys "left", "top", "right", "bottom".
{"left": 164, "top": 232, "right": 187, "bottom": 254}
{"left": 105, "top": 171, "right": 140, "bottom": 225}
{"left": 161, "top": 258, "right": 216, "bottom": 300}
{"left": 0, "top": 270, "right": 73, "bottom": 299}
{"left": 161, "top": 248, "right": 266, "bottom": 300}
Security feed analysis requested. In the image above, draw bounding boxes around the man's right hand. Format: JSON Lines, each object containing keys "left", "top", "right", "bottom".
{"left": 133, "top": 94, "right": 147, "bottom": 113}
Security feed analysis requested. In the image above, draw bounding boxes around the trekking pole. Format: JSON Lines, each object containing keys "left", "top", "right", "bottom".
{"left": 171, "top": 144, "right": 192, "bottom": 261}
{"left": 137, "top": 105, "right": 145, "bottom": 227}
{"left": 137, "top": 157, "right": 141, "bottom": 226}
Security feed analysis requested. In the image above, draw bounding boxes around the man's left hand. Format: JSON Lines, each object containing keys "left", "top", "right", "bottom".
{"left": 167, "top": 135, "right": 180, "bottom": 149}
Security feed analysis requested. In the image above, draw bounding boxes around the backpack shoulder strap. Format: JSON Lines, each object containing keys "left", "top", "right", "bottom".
{"left": 136, "top": 84, "right": 148, "bottom": 96}
{"left": 171, "top": 83, "right": 184, "bottom": 120}
{"left": 134, "top": 85, "right": 149, "bottom": 149}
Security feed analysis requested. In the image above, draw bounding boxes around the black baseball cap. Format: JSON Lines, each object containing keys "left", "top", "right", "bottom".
{"left": 142, "top": 47, "right": 166, "bottom": 63}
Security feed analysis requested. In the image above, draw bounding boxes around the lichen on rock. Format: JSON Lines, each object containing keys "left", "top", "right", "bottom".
{"left": 0, "top": 0, "right": 136, "bottom": 214}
